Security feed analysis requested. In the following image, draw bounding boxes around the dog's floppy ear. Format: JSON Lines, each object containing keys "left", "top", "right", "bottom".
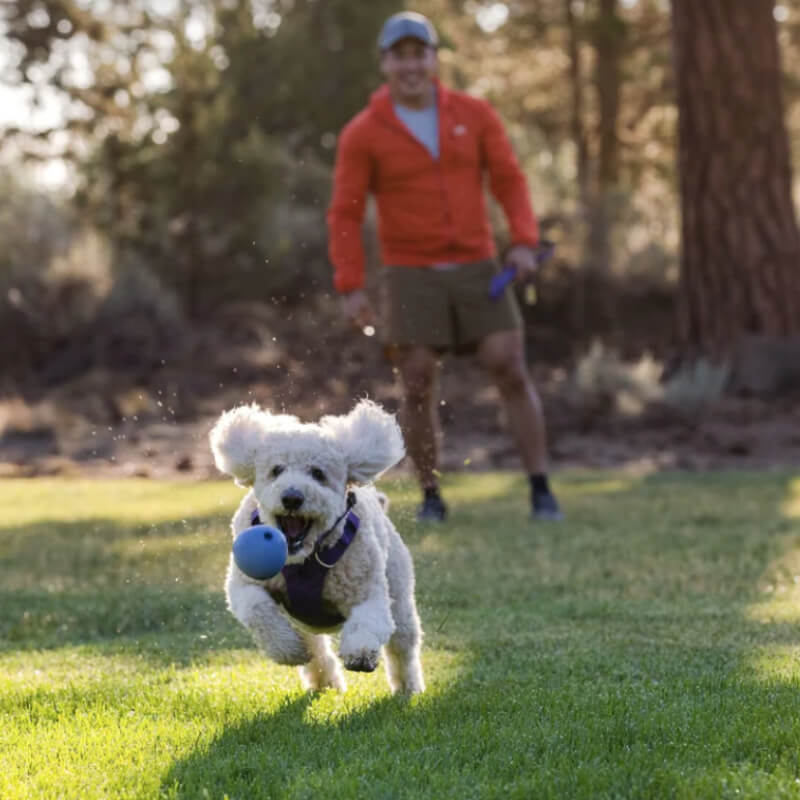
{"left": 209, "top": 404, "right": 278, "bottom": 486}
{"left": 321, "top": 399, "right": 405, "bottom": 484}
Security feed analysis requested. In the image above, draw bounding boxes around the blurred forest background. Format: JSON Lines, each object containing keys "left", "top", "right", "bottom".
{"left": 1, "top": 0, "right": 799, "bottom": 477}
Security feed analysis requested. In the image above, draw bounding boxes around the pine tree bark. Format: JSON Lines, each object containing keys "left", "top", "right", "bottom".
{"left": 566, "top": 0, "right": 625, "bottom": 336}
{"left": 670, "top": 0, "right": 800, "bottom": 358}
{"left": 565, "top": 0, "right": 591, "bottom": 336}
{"left": 586, "top": 0, "right": 624, "bottom": 278}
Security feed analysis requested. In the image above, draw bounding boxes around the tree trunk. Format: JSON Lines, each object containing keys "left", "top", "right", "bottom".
{"left": 596, "top": 0, "right": 622, "bottom": 190}
{"left": 568, "top": 0, "right": 625, "bottom": 338}
{"left": 587, "top": 0, "right": 626, "bottom": 282}
{"left": 565, "top": 0, "right": 591, "bottom": 337}
{"left": 566, "top": 0, "right": 590, "bottom": 207}
{"left": 588, "top": 0, "right": 623, "bottom": 278}
{"left": 670, "top": 0, "right": 800, "bottom": 358}
{"left": 566, "top": 0, "right": 625, "bottom": 338}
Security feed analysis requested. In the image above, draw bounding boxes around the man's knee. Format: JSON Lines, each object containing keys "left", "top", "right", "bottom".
{"left": 490, "top": 357, "right": 529, "bottom": 394}
{"left": 478, "top": 332, "right": 530, "bottom": 393}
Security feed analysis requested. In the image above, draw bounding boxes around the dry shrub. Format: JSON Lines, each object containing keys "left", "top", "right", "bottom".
{"left": 569, "top": 341, "right": 730, "bottom": 421}
{"left": 0, "top": 182, "right": 188, "bottom": 388}
{"left": 661, "top": 359, "right": 730, "bottom": 418}
{"left": 206, "top": 301, "right": 285, "bottom": 355}
{"left": 730, "top": 335, "right": 800, "bottom": 395}
{"left": 0, "top": 226, "right": 112, "bottom": 380}
{"left": 20, "top": 245, "right": 187, "bottom": 386}
{"left": 0, "top": 394, "right": 89, "bottom": 467}
{"left": 88, "top": 264, "right": 185, "bottom": 374}
{"left": 0, "top": 396, "right": 58, "bottom": 436}
{"left": 570, "top": 341, "right": 664, "bottom": 416}
{"left": 188, "top": 301, "right": 287, "bottom": 383}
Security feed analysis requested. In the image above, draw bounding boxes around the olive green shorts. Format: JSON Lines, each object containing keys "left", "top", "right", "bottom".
{"left": 380, "top": 259, "right": 522, "bottom": 354}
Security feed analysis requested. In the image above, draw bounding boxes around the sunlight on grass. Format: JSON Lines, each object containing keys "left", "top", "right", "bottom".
{"left": 439, "top": 471, "right": 518, "bottom": 502}
{"left": 560, "top": 476, "right": 640, "bottom": 495}
{"left": 742, "top": 596, "right": 800, "bottom": 684}
{"left": 0, "top": 478, "right": 242, "bottom": 527}
{"left": 736, "top": 475, "right": 800, "bottom": 685}
{"left": 416, "top": 530, "right": 451, "bottom": 555}
{"left": 111, "top": 534, "right": 221, "bottom": 559}
{"left": 746, "top": 475, "right": 800, "bottom": 629}
{"left": 1, "top": 479, "right": 241, "bottom": 593}
{"left": 746, "top": 645, "right": 800, "bottom": 681}
{"left": 747, "top": 586, "right": 800, "bottom": 624}
{"left": 779, "top": 476, "right": 800, "bottom": 518}
{"left": 0, "top": 647, "right": 156, "bottom": 686}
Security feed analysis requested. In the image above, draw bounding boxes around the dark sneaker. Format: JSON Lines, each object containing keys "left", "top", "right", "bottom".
{"left": 416, "top": 489, "right": 448, "bottom": 522}
{"left": 532, "top": 489, "right": 564, "bottom": 521}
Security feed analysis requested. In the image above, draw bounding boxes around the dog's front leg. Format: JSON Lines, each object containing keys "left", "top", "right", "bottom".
{"left": 298, "top": 634, "right": 347, "bottom": 692}
{"left": 339, "top": 576, "right": 395, "bottom": 673}
{"left": 226, "top": 567, "right": 310, "bottom": 665}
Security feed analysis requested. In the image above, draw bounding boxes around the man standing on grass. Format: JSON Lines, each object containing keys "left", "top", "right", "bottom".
{"left": 326, "top": 11, "right": 562, "bottom": 523}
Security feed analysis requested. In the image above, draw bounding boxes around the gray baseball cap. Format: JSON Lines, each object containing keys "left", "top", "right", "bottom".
{"left": 378, "top": 12, "right": 438, "bottom": 51}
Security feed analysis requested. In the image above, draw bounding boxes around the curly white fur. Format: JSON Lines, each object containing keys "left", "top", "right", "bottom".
{"left": 210, "top": 399, "right": 425, "bottom": 695}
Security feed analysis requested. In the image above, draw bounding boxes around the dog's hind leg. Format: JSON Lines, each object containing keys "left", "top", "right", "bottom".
{"left": 384, "top": 535, "right": 425, "bottom": 695}
{"left": 298, "top": 634, "right": 347, "bottom": 692}
{"left": 384, "top": 624, "right": 424, "bottom": 695}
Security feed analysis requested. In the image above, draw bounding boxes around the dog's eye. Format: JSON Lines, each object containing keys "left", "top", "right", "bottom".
{"left": 310, "top": 467, "right": 326, "bottom": 483}
{"left": 270, "top": 465, "right": 285, "bottom": 478}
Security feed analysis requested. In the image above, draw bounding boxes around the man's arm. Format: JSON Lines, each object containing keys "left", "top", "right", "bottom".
{"left": 480, "top": 103, "right": 539, "bottom": 250}
{"left": 326, "top": 121, "right": 373, "bottom": 294}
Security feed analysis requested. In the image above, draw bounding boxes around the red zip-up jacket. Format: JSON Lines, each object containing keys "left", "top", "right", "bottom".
{"left": 327, "top": 81, "right": 539, "bottom": 293}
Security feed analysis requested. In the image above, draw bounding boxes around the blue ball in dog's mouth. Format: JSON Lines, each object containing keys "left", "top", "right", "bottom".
{"left": 232, "top": 524, "right": 288, "bottom": 579}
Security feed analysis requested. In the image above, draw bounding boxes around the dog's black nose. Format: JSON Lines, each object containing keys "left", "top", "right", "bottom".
{"left": 281, "top": 488, "right": 304, "bottom": 511}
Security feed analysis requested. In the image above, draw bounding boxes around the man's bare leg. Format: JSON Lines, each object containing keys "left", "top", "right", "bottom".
{"left": 394, "top": 346, "right": 448, "bottom": 521}
{"left": 476, "top": 329, "right": 548, "bottom": 473}
{"left": 476, "top": 329, "right": 562, "bottom": 520}
{"left": 395, "top": 345, "right": 441, "bottom": 488}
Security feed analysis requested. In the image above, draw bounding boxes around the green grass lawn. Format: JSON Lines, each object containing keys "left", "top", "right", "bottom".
{"left": 3, "top": 471, "right": 800, "bottom": 799}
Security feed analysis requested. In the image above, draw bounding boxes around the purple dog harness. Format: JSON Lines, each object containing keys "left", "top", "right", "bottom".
{"left": 251, "top": 492, "right": 360, "bottom": 628}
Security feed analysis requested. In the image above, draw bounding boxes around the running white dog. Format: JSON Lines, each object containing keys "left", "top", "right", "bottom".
{"left": 210, "top": 399, "right": 425, "bottom": 695}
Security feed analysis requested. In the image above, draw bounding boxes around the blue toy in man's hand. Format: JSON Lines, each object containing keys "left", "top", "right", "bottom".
{"left": 488, "top": 239, "right": 556, "bottom": 300}
{"left": 489, "top": 265, "right": 518, "bottom": 300}
{"left": 232, "top": 525, "right": 288, "bottom": 580}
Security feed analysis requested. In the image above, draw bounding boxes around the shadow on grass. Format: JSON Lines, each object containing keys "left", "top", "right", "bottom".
{"left": 158, "top": 687, "right": 469, "bottom": 799}
{"left": 0, "top": 585, "right": 248, "bottom": 659}
{"left": 0, "top": 507, "right": 237, "bottom": 657}
{"left": 0, "top": 508, "right": 233, "bottom": 574}
{"left": 157, "top": 636, "right": 800, "bottom": 800}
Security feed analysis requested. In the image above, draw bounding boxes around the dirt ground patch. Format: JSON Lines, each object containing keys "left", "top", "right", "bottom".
{"left": 2, "top": 362, "right": 798, "bottom": 482}
{"left": 2, "top": 297, "right": 798, "bottom": 481}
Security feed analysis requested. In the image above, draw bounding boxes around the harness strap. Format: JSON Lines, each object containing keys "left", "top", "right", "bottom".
{"left": 250, "top": 493, "right": 360, "bottom": 628}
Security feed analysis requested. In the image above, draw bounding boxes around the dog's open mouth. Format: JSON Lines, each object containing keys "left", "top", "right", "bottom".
{"left": 276, "top": 515, "right": 314, "bottom": 555}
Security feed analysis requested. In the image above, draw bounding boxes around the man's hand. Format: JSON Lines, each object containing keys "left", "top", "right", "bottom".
{"left": 505, "top": 244, "right": 540, "bottom": 283}
{"left": 340, "top": 289, "right": 376, "bottom": 331}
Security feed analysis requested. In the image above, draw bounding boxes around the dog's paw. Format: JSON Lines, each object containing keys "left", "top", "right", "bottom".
{"left": 342, "top": 650, "right": 380, "bottom": 673}
{"left": 300, "top": 664, "right": 347, "bottom": 692}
